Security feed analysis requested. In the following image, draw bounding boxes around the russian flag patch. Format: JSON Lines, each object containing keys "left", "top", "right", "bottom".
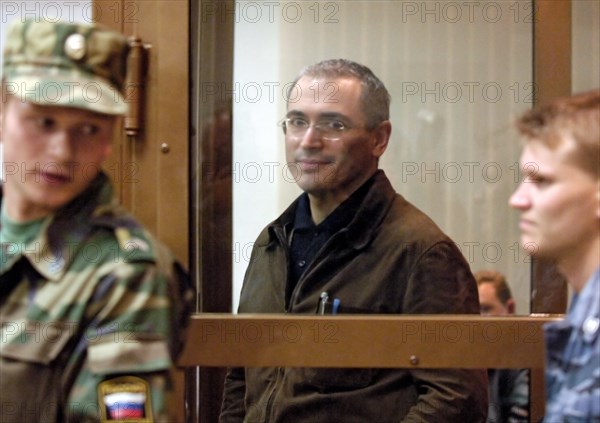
{"left": 98, "top": 376, "right": 153, "bottom": 422}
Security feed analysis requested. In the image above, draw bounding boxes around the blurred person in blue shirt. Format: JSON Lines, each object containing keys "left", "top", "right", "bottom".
{"left": 510, "top": 89, "right": 600, "bottom": 422}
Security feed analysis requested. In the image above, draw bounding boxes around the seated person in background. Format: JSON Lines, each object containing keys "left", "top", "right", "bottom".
{"left": 476, "top": 270, "right": 529, "bottom": 422}
{"left": 509, "top": 89, "right": 599, "bottom": 422}
{"left": 219, "top": 58, "right": 488, "bottom": 423}
{"left": 0, "top": 19, "right": 193, "bottom": 422}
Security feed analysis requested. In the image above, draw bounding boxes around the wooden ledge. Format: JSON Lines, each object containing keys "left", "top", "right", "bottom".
{"left": 179, "top": 314, "right": 560, "bottom": 368}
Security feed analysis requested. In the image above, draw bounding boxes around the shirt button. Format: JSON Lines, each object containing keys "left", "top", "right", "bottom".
{"left": 298, "top": 260, "right": 306, "bottom": 267}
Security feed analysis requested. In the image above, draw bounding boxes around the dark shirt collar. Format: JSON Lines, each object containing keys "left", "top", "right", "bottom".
{"left": 265, "top": 170, "right": 397, "bottom": 251}
{"left": 293, "top": 173, "right": 378, "bottom": 234}
{"left": 287, "top": 173, "right": 378, "bottom": 296}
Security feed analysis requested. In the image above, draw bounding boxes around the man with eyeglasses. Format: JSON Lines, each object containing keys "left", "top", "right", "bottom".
{"left": 219, "top": 59, "right": 488, "bottom": 422}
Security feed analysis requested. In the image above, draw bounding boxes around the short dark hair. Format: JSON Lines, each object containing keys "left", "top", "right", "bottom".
{"left": 474, "top": 270, "right": 513, "bottom": 305}
{"left": 287, "top": 59, "right": 391, "bottom": 130}
{"left": 516, "top": 89, "right": 600, "bottom": 178}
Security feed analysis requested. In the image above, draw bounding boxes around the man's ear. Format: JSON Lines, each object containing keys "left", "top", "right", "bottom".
{"left": 102, "top": 118, "right": 120, "bottom": 161}
{"left": 506, "top": 298, "right": 516, "bottom": 315}
{"left": 102, "top": 142, "right": 113, "bottom": 161}
{"left": 372, "top": 120, "right": 391, "bottom": 158}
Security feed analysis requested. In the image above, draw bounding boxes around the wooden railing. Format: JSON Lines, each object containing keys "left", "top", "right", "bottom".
{"left": 180, "top": 314, "right": 560, "bottom": 421}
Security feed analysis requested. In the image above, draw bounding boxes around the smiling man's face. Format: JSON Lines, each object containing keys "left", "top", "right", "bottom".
{"left": 285, "top": 76, "right": 387, "bottom": 205}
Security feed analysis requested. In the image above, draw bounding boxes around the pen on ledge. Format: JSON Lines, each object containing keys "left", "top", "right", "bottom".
{"left": 318, "top": 291, "right": 329, "bottom": 315}
{"left": 332, "top": 298, "right": 340, "bottom": 315}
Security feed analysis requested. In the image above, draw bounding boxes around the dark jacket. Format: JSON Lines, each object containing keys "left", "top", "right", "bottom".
{"left": 220, "top": 170, "right": 488, "bottom": 423}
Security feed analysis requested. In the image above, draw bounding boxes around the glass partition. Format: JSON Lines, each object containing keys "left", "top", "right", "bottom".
{"left": 232, "top": 0, "right": 534, "bottom": 314}
{"left": 572, "top": 0, "right": 600, "bottom": 92}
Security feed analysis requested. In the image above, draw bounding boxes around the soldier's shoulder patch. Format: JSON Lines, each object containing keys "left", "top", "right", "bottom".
{"left": 98, "top": 376, "right": 153, "bottom": 422}
{"left": 90, "top": 210, "right": 156, "bottom": 263}
{"left": 114, "top": 227, "right": 156, "bottom": 263}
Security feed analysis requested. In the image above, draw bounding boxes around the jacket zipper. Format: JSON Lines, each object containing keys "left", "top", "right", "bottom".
{"left": 263, "top": 366, "right": 285, "bottom": 423}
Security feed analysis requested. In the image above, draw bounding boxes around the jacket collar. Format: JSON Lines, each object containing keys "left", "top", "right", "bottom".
{"left": 265, "top": 170, "right": 396, "bottom": 250}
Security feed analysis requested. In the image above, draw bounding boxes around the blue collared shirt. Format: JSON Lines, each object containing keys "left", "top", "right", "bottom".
{"left": 543, "top": 268, "right": 600, "bottom": 422}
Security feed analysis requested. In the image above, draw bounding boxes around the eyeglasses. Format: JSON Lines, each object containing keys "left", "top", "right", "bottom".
{"left": 278, "top": 117, "right": 357, "bottom": 141}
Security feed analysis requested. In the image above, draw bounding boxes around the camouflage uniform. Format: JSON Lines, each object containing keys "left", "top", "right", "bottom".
{"left": 1, "top": 20, "right": 192, "bottom": 422}
{"left": 1, "top": 19, "right": 129, "bottom": 114}
{"left": 0, "top": 173, "right": 191, "bottom": 422}
{"left": 543, "top": 268, "right": 600, "bottom": 422}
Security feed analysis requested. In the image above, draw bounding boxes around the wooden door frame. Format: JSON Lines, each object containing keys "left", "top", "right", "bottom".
{"left": 93, "top": 0, "right": 190, "bottom": 268}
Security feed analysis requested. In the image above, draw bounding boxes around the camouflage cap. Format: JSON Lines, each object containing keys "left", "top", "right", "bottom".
{"left": 1, "top": 19, "right": 129, "bottom": 115}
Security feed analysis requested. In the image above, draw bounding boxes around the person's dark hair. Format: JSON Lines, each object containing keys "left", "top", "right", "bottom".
{"left": 516, "top": 89, "right": 600, "bottom": 178}
{"left": 287, "top": 59, "right": 391, "bottom": 130}
{"left": 474, "top": 270, "right": 513, "bottom": 305}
